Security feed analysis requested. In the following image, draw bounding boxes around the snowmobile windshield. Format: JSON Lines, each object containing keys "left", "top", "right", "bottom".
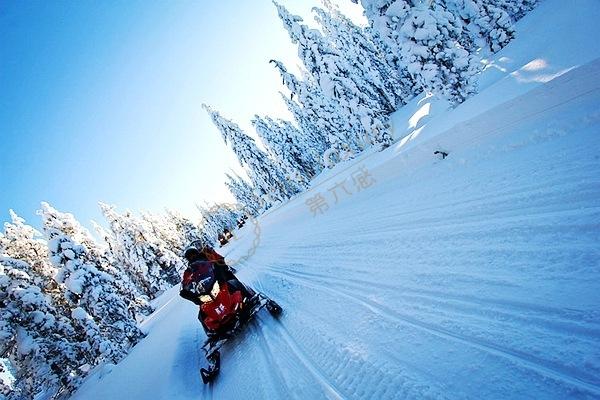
{"left": 190, "top": 261, "right": 217, "bottom": 296}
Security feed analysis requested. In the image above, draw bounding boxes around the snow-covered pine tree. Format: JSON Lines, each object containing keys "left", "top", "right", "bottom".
{"left": 314, "top": 0, "right": 412, "bottom": 112}
{"left": 0, "top": 211, "right": 78, "bottom": 333}
{"left": 356, "top": 0, "right": 481, "bottom": 104}
{"left": 224, "top": 173, "right": 263, "bottom": 217}
{"left": 91, "top": 220, "right": 153, "bottom": 317}
{"left": 0, "top": 256, "right": 86, "bottom": 399}
{"left": 0, "top": 210, "right": 56, "bottom": 290}
{"left": 0, "top": 362, "right": 11, "bottom": 397}
{"left": 275, "top": 2, "right": 393, "bottom": 148}
{"left": 352, "top": 0, "right": 410, "bottom": 73}
{"left": 273, "top": 117, "right": 323, "bottom": 176}
{"left": 40, "top": 203, "right": 144, "bottom": 364}
{"left": 165, "top": 209, "right": 204, "bottom": 247}
{"left": 141, "top": 211, "right": 186, "bottom": 255}
{"left": 279, "top": 92, "right": 330, "bottom": 165}
{"left": 99, "top": 203, "right": 183, "bottom": 299}
{"left": 197, "top": 204, "right": 242, "bottom": 246}
{"left": 203, "top": 104, "right": 301, "bottom": 202}
{"left": 444, "top": 0, "right": 515, "bottom": 53}
{"left": 271, "top": 60, "right": 359, "bottom": 163}
{"left": 495, "top": 0, "right": 537, "bottom": 21}
{"left": 252, "top": 115, "right": 319, "bottom": 186}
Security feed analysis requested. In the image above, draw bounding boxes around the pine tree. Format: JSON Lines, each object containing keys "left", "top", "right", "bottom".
{"left": 141, "top": 211, "right": 187, "bottom": 255}
{"left": 203, "top": 104, "right": 301, "bottom": 202}
{"left": 91, "top": 220, "right": 153, "bottom": 317}
{"left": 224, "top": 173, "right": 263, "bottom": 217}
{"left": 356, "top": 0, "right": 481, "bottom": 104}
{"left": 252, "top": 115, "right": 319, "bottom": 186}
{"left": 275, "top": 117, "right": 323, "bottom": 176}
{"left": 495, "top": 0, "right": 537, "bottom": 21}
{"left": 165, "top": 209, "right": 204, "bottom": 247}
{"left": 279, "top": 92, "right": 329, "bottom": 165}
{"left": 314, "top": 0, "right": 413, "bottom": 111}
{"left": 99, "top": 203, "right": 183, "bottom": 299}
{"left": 40, "top": 203, "right": 144, "bottom": 364}
{"left": 0, "top": 211, "right": 74, "bottom": 336}
{"left": 0, "top": 210, "right": 56, "bottom": 289}
{"left": 352, "top": 0, "right": 410, "bottom": 72}
{"left": 271, "top": 60, "right": 360, "bottom": 162}
{"left": 274, "top": 2, "right": 393, "bottom": 147}
{"left": 197, "top": 204, "right": 242, "bottom": 246}
{"left": 0, "top": 256, "right": 85, "bottom": 399}
{"left": 445, "top": 0, "right": 515, "bottom": 53}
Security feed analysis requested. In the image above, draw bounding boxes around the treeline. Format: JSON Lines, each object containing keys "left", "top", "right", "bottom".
{"left": 0, "top": 202, "right": 241, "bottom": 399}
{"left": 210, "top": 0, "right": 538, "bottom": 214}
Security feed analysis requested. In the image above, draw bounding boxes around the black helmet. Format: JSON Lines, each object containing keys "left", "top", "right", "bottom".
{"left": 183, "top": 246, "right": 200, "bottom": 260}
{"left": 183, "top": 240, "right": 208, "bottom": 262}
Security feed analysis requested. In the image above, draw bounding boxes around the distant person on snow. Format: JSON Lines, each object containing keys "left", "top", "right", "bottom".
{"left": 179, "top": 242, "right": 256, "bottom": 337}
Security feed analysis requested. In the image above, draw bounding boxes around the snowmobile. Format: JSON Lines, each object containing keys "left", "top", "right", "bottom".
{"left": 196, "top": 276, "right": 282, "bottom": 384}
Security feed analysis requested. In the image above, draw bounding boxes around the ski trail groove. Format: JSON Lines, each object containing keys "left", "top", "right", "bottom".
{"left": 247, "top": 321, "right": 290, "bottom": 400}
{"left": 261, "top": 269, "right": 600, "bottom": 397}
{"left": 250, "top": 274, "right": 347, "bottom": 399}
{"left": 264, "top": 265, "right": 600, "bottom": 338}
{"left": 258, "top": 315, "right": 346, "bottom": 400}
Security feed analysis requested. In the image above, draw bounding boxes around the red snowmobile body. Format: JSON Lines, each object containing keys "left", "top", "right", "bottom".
{"left": 200, "top": 282, "right": 244, "bottom": 333}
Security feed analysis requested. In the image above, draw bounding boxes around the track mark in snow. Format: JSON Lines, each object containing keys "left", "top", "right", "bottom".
{"left": 249, "top": 274, "right": 346, "bottom": 399}
{"left": 259, "top": 316, "right": 346, "bottom": 400}
{"left": 266, "top": 266, "right": 600, "bottom": 338}
{"left": 246, "top": 321, "right": 291, "bottom": 400}
{"left": 253, "top": 270, "right": 457, "bottom": 399}
{"left": 262, "top": 269, "right": 600, "bottom": 398}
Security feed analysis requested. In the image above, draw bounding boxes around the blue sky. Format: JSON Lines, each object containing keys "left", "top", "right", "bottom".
{"left": 0, "top": 0, "right": 364, "bottom": 230}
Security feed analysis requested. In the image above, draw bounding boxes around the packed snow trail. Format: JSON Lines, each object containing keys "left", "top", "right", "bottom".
{"left": 72, "top": 2, "right": 600, "bottom": 399}
{"left": 72, "top": 57, "right": 600, "bottom": 399}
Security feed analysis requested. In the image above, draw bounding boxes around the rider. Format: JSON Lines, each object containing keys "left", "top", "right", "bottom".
{"left": 179, "top": 242, "right": 256, "bottom": 337}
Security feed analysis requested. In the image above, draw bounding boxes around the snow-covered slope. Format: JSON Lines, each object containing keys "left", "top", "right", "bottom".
{"left": 72, "top": 1, "right": 600, "bottom": 399}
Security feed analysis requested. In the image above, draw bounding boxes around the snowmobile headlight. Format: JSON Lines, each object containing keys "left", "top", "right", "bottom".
{"left": 199, "top": 281, "right": 220, "bottom": 304}
{"left": 199, "top": 294, "right": 212, "bottom": 303}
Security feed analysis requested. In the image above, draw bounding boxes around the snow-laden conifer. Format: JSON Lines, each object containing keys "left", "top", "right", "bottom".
{"left": 203, "top": 104, "right": 301, "bottom": 202}
{"left": 271, "top": 61, "right": 360, "bottom": 162}
{"left": 40, "top": 203, "right": 144, "bottom": 364}
{"left": 444, "top": 0, "right": 515, "bottom": 53}
{"left": 0, "top": 210, "right": 56, "bottom": 289}
{"left": 99, "top": 203, "right": 183, "bottom": 299}
{"left": 252, "top": 115, "right": 320, "bottom": 186}
{"left": 355, "top": 0, "right": 481, "bottom": 104}
{"left": 0, "top": 256, "right": 85, "bottom": 399}
{"left": 278, "top": 92, "right": 329, "bottom": 165}
{"left": 275, "top": 2, "right": 392, "bottom": 147}
{"left": 224, "top": 173, "right": 263, "bottom": 217}
{"left": 165, "top": 210, "right": 204, "bottom": 246}
{"left": 197, "top": 204, "right": 242, "bottom": 246}
{"left": 314, "top": 0, "right": 412, "bottom": 111}
{"left": 91, "top": 220, "right": 153, "bottom": 317}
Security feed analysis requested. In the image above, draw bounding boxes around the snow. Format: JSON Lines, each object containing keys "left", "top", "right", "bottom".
{"left": 65, "top": 272, "right": 85, "bottom": 295}
{"left": 15, "top": 329, "right": 36, "bottom": 356}
{"left": 72, "top": 1, "right": 600, "bottom": 399}
{"left": 71, "top": 307, "right": 90, "bottom": 321}
{"left": 18, "top": 287, "right": 43, "bottom": 306}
